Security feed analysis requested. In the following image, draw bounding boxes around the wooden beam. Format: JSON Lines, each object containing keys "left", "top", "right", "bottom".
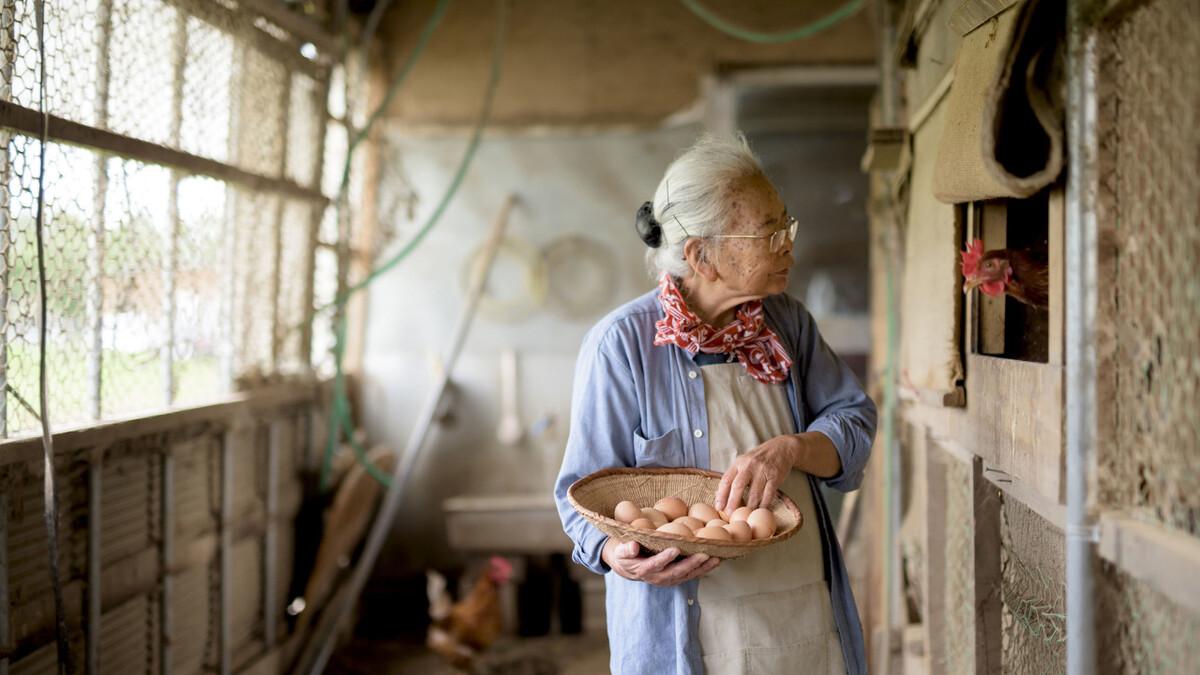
{"left": 721, "top": 64, "right": 879, "bottom": 88}
{"left": 0, "top": 100, "right": 328, "bottom": 205}
{"left": 0, "top": 380, "right": 325, "bottom": 466}
{"left": 167, "top": 0, "right": 328, "bottom": 80}
{"left": 967, "top": 354, "right": 1065, "bottom": 503}
{"left": 980, "top": 462, "right": 1067, "bottom": 531}
{"left": 343, "top": 40, "right": 387, "bottom": 375}
{"left": 1098, "top": 515, "right": 1200, "bottom": 616}
{"left": 236, "top": 0, "right": 339, "bottom": 58}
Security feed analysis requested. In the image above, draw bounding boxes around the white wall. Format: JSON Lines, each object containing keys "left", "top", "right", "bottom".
{"left": 360, "top": 125, "right": 699, "bottom": 572}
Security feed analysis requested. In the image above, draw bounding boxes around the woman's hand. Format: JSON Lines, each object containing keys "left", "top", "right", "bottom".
{"left": 602, "top": 539, "right": 720, "bottom": 586}
{"left": 714, "top": 432, "right": 844, "bottom": 512}
{"left": 714, "top": 434, "right": 798, "bottom": 512}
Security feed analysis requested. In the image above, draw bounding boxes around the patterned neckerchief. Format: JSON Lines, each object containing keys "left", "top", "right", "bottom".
{"left": 652, "top": 273, "right": 792, "bottom": 384}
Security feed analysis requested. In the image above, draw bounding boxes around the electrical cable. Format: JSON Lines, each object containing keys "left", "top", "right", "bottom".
{"left": 678, "top": 0, "right": 865, "bottom": 44}
{"left": 33, "top": 1, "right": 73, "bottom": 672}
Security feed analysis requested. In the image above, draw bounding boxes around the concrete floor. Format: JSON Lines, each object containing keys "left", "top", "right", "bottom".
{"left": 327, "top": 634, "right": 610, "bottom": 675}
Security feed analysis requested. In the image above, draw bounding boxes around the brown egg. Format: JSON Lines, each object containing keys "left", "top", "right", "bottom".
{"left": 747, "top": 508, "right": 777, "bottom": 540}
{"left": 689, "top": 503, "right": 721, "bottom": 523}
{"left": 630, "top": 518, "right": 655, "bottom": 530}
{"left": 614, "top": 500, "right": 642, "bottom": 524}
{"left": 706, "top": 519, "right": 727, "bottom": 529}
{"left": 730, "top": 506, "right": 753, "bottom": 523}
{"left": 673, "top": 516, "right": 706, "bottom": 532}
{"left": 724, "top": 521, "right": 753, "bottom": 542}
{"left": 656, "top": 521, "right": 695, "bottom": 538}
{"left": 640, "top": 507, "right": 669, "bottom": 528}
{"left": 695, "top": 526, "right": 732, "bottom": 541}
{"left": 654, "top": 497, "right": 688, "bottom": 521}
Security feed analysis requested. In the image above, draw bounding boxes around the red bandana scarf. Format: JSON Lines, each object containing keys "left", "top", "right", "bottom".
{"left": 653, "top": 273, "right": 793, "bottom": 384}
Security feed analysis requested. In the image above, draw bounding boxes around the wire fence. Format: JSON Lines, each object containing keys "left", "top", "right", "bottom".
{"left": 999, "top": 495, "right": 1066, "bottom": 675}
{"left": 1097, "top": 559, "right": 1200, "bottom": 674}
{"left": 1088, "top": 1, "right": 1200, "bottom": 671}
{"left": 0, "top": 0, "right": 348, "bottom": 439}
{"left": 1095, "top": 0, "right": 1200, "bottom": 539}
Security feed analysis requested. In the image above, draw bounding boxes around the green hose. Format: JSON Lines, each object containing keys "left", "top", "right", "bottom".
{"left": 320, "top": 0, "right": 507, "bottom": 491}
{"left": 678, "top": 0, "right": 865, "bottom": 44}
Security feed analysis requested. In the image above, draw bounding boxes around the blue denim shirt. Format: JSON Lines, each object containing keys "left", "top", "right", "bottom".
{"left": 553, "top": 289, "right": 877, "bottom": 675}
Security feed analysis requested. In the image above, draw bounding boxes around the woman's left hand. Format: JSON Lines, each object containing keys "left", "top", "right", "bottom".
{"left": 714, "top": 435, "right": 797, "bottom": 513}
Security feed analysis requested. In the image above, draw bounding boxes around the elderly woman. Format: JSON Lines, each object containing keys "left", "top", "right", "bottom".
{"left": 553, "top": 135, "right": 877, "bottom": 675}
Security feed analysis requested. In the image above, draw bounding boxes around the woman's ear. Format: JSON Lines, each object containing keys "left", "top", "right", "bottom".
{"left": 683, "top": 238, "right": 719, "bottom": 282}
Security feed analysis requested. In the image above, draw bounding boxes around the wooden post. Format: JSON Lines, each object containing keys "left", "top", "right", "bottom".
{"left": 163, "top": 9, "right": 187, "bottom": 406}
{"left": 924, "top": 432, "right": 948, "bottom": 674}
{"left": 972, "top": 456, "right": 1003, "bottom": 674}
{"left": 86, "top": 452, "right": 102, "bottom": 673}
{"left": 978, "top": 201, "right": 1008, "bottom": 356}
{"left": 1047, "top": 187, "right": 1065, "bottom": 366}
{"left": 1, "top": 492, "right": 9, "bottom": 675}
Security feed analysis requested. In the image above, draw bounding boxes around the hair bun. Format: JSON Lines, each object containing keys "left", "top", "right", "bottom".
{"left": 635, "top": 201, "right": 663, "bottom": 248}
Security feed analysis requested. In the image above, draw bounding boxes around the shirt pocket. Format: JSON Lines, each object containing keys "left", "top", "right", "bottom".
{"left": 632, "top": 427, "right": 684, "bottom": 468}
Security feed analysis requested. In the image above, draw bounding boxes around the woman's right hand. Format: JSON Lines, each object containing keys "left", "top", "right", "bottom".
{"left": 601, "top": 539, "right": 720, "bottom": 586}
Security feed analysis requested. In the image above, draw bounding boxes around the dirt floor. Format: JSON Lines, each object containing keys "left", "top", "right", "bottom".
{"left": 326, "top": 634, "right": 610, "bottom": 675}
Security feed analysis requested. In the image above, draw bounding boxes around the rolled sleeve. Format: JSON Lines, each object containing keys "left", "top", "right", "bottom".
{"left": 796, "top": 308, "right": 878, "bottom": 492}
{"left": 553, "top": 325, "right": 639, "bottom": 575}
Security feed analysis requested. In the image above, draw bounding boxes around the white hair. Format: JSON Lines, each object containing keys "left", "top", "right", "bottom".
{"left": 645, "top": 134, "right": 767, "bottom": 279}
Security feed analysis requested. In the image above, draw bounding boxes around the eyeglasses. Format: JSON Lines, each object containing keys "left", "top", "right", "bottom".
{"left": 706, "top": 216, "right": 798, "bottom": 254}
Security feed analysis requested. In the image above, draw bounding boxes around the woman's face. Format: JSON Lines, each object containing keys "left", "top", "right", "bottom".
{"left": 707, "top": 173, "right": 793, "bottom": 297}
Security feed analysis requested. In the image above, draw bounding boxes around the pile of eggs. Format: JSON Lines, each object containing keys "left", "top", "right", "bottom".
{"left": 612, "top": 497, "right": 777, "bottom": 542}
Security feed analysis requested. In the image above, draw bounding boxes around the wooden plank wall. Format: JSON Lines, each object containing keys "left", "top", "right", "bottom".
{"left": 0, "top": 384, "right": 323, "bottom": 675}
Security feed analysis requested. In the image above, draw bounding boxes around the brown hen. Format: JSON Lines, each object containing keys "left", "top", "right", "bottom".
{"left": 427, "top": 556, "right": 514, "bottom": 671}
{"left": 961, "top": 239, "right": 1049, "bottom": 309}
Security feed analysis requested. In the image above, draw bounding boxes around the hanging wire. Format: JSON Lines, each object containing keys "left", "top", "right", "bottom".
{"left": 319, "top": 0, "right": 507, "bottom": 490}
{"left": 33, "top": 0, "right": 73, "bottom": 672}
{"left": 678, "top": 0, "right": 865, "bottom": 44}
{"left": 313, "top": 0, "right": 456, "bottom": 491}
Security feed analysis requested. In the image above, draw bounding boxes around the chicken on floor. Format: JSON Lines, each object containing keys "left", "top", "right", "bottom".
{"left": 426, "top": 556, "right": 514, "bottom": 670}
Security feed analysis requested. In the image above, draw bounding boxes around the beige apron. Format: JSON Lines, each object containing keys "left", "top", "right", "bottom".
{"left": 697, "top": 363, "right": 845, "bottom": 675}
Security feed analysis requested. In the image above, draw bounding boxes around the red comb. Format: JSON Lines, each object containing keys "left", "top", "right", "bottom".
{"left": 487, "top": 556, "right": 513, "bottom": 583}
{"left": 961, "top": 239, "right": 984, "bottom": 277}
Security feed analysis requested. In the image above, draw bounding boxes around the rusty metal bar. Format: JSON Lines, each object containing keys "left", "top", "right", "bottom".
{"left": 0, "top": 100, "right": 328, "bottom": 205}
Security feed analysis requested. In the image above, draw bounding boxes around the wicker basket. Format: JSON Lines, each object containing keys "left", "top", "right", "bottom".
{"left": 567, "top": 467, "right": 803, "bottom": 559}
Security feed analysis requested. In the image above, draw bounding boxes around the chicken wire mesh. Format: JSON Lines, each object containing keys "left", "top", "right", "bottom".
{"left": 1094, "top": 0, "right": 1200, "bottom": 537}
{"left": 0, "top": 0, "right": 342, "bottom": 438}
{"left": 1000, "top": 495, "right": 1066, "bottom": 675}
{"left": 1096, "top": 559, "right": 1200, "bottom": 674}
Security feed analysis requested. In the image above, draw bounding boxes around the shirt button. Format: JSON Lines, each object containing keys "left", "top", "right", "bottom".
{"left": 687, "top": 597, "right": 695, "bottom": 606}
{"left": 693, "top": 429, "right": 703, "bottom": 438}
{"left": 688, "top": 370, "right": 698, "bottom": 380}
